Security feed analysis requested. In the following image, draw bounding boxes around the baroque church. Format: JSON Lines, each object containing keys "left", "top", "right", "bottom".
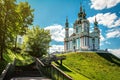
{"left": 64, "top": 6, "right": 100, "bottom": 52}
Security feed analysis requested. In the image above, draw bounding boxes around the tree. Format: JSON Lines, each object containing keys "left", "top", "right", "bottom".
{"left": 0, "top": 0, "right": 34, "bottom": 60}
{"left": 0, "top": 0, "right": 18, "bottom": 60}
{"left": 14, "top": 2, "right": 34, "bottom": 51}
{"left": 23, "top": 26, "right": 51, "bottom": 57}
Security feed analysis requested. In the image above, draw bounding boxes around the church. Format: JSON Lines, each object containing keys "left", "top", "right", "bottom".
{"left": 64, "top": 6, "right": 100, "bottom": 52}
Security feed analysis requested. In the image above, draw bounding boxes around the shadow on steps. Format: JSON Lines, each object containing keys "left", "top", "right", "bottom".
{"left": 12, "top": 62, "right": 42, "bottom": 77}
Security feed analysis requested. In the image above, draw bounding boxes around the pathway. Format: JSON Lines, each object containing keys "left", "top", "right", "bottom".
{"left": 10, "top": 62, "right": 51, "bottom": 80}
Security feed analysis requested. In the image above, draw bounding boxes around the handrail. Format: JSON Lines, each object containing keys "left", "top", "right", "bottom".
{"left": 0, "top": 63, "right": 11, "bottom": 80}
{"left": 36, "top": 58, "right": 45, "bottom": 67}
{"left": 36, "top": 58, "right": 73, "bottom": 80}
{"left": 51, "top": 64, "right": 73, "bottom": 80}
{"left": 0, "top": 59, "right": 16, "bottom": 80}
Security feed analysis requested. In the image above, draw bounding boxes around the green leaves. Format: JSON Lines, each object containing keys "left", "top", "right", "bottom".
{"left": 0, "top": 0, "right": 34, "bottom": 60}
{"left": 23, "top": 26, "right": 51, "bottom": 57}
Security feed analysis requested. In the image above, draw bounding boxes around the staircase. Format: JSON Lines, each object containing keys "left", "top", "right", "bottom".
{"left": 11, "top": 62, "right": 51, "bottom": 80}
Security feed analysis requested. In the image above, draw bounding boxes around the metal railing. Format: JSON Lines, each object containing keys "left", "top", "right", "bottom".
{"left": 0, "top": 59, "right": 16, "bottom": 80}
{"left": 36, "top": 58, "right": 73, "bottom": 80}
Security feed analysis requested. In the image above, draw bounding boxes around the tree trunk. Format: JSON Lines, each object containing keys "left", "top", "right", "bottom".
{"left": 0, "top": 49, "right": 4, "bottom": 61}
{"left": 14, "top": 35, "right": 17, "bottom": 52}
{"left": 0, "top": 12, "right": 7, "bottom": 61}
{"left": 0, "top": 34, "right": 5, "bottom": 61}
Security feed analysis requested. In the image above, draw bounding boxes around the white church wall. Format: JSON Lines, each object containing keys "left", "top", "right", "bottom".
{"left": 95, "top": 38, "right": 99, "bottom": 50}
{"left": 68, "top": 41, "right": 70, "bottom": 51}
{"left": 70, "top": 40, "right": 72, "bottom": 51}
{"left": 82, "top": 23, "right": 84, "bottom": 32}
{"left": 78, "top": 38, "right": 80, "bottom": 49}
{"left": 76, "top": 39, "right": 78, "bottom": 49}
{"left": 69, "top": 41, "right": 71, "bottom": 50}
{"left": 89, "top": 38, "right": 93, "bottom": 50}
{"left": 76, "top": 38, "right": 80, "bottom": 49}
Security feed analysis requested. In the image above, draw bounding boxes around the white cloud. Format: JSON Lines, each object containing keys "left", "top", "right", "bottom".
{"left": 90, "top": 0, "right": 120, "bottom": 10}
{"left": 105, "top": 41, "right": 111, "bottom": 44}
{"left": 106, "top": 28, "right": 120, "bottom": 39}
{"left": 108, "top": 48, "right": 120, "bottom": 58}
{"left": 49, "top": 45, "right": 64, "bottom": 53}
{"left": 100, "top": 34, "right": 105, "bottom": 42}
{"left": 100, "top": 29, "right": 105, "bottom": 46}
{"left": 99, "top": 29, "right": 105, "bottom": 42}
{"left": 45, "top": 24, "right": 73, "bottom": 42}
{"left": 88, "top": 13, "right": 120, "bottom": 28}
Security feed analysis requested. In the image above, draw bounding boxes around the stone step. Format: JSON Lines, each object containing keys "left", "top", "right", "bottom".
{"left": 11, "top": 77, "right": 51, "bottom": 80}
{"left": 13, "top": 71, "right": 41, "bottom": 77}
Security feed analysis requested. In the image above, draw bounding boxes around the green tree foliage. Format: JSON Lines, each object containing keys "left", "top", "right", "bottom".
{"left": 14, "top": 2, "right": 34, "bottom": 51}
{"left": 23, "top": 26, "right": 51, "bottom": 57}
{"left": 16, "top": 2, "right": 34, "bottom": 35}
{"left": 0, "top": 0, "right": 34, "bottom": 60}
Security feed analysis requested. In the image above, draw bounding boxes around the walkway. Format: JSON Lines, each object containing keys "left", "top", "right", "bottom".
{"left": 11, "top": 77, "right": 51, "bottom": 80}
{"left": 10, "top": 62, "right": 51, "bottom": 80}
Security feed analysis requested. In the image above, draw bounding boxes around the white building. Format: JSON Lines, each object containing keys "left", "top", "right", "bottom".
{"left": 64, "top": 6, "right": 100, "bottom": 52}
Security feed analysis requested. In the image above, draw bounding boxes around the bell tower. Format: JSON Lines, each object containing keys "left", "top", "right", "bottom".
{"left": 65, "top": 17, "right": 69, "bottom": 38}
{"left": 93, "top": 17, "right": 100, "bottom": 50}
{"left": 79, "top": 5, "right": 90, "bottom": 50}
{"left": 64, "top": 17, "right": 69, "bottom": 52}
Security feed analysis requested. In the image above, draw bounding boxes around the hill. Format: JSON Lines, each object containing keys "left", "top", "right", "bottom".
{"left": 55, "top": 52, "right": 120, "bottom": 80}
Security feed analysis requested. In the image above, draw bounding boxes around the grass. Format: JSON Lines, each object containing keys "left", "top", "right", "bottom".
{"left": 53, "top": 62, "right": 89, "bottom": 80}
{"left": 55, "top": 52, "right": 120, "bottom": 80}
{"left": 0, "top": 49, "right": 34, "bottom": 74}
{"left": 3, "top": 49, "right": 34, "bottom": 66}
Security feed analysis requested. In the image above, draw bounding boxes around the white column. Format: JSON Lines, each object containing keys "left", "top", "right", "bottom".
{"left": 86, "top": 37, "right": 87, "bottom": 46}
{"left": 80, "top": 38, "right": 82, "bottom": 48}
{"left": 70, "top": 41, "right": 71, "bottom": 50}
{"left": 80, "top": 38, "right": 82, "bottom": 47}
{"left": 85, "top": 37, "right": 86, "bottom": 46}
{"left": 84, "top": 37, "right": 85, "bottom": 46}
{"left": 80, "top": 38, "right": 81, "bottom": 47}
{"left": 81, "top": 37, "right": 83, "bottom": 47}
{"left": 83, "top": 37, "right": 84, "bottom": 47}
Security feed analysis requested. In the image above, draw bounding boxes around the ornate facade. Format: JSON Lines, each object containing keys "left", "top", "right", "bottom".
{"left": 64, "top": 6, "right": 100, "bottom": 52}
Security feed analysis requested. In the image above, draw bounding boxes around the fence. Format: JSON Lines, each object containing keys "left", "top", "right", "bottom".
{"left": 0, "top": 59, "right": 16, "bottom": 80}
{"left": 36, "top": 58, "right": 73, "bottom": 80}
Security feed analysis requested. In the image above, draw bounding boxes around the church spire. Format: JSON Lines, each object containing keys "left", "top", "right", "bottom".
{"left": 65, "top": 16, "right": 69, "bottom": 38}
{"left": 95, "top": 17, "right": 97, "bottom": 22}
{"left": 80, "top": 5, "right": 83, "bottom": 12}
{"left": 94, "top": 17, "right": 100, "bottom": 33}
{"left": 65, "top": 16, "right": 69, "bottom": 28}
{"left": 78, "top": 4, "right": 86, "bottom": 19}
{"left": 82, "top": 9, "right": 86, "bottom": 19}
{"left": 94, "top": 17, "right": 98, "bottom": 27}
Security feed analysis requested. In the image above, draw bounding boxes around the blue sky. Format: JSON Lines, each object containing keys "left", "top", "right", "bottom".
{"left": 17, "top": 0, "right": 120, "bottom": 56}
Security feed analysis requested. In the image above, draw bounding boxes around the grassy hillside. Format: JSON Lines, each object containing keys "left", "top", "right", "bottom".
{"left": 0, "top": 49, "right": 34, "bottom": 74}
{"left": 3, "top": 49, "right": 34, "bottom": 66}
{"left": 55, "top": 52, "right": 120, "bottom": 80}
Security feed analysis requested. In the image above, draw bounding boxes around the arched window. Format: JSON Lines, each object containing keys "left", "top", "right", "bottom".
{"left": 92, "top": 38, "right": 95, "bottom": 43}
{"left": 76, "top": 27, "right": 78, "bottom": 33}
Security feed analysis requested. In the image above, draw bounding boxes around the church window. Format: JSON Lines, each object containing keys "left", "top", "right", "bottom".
{"left": 18, "top": 38, "right": 22, "bottom": 44}
{"left": 92, "top": 38, "right": 95, "bottom": 43}
{"left": 76, "top": 27, "right": 78, "bottom": 33}
{"left": 73, "top": 39, "right": 76, "bottom": 44}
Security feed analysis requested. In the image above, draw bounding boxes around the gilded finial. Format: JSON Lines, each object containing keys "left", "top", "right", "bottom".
{"left": 66, "top": 16, "right": 68, "bottom": 22}
{"left": 94, "top": 16, "right": 98, "bottom": 26}
{"left": 80, "top": 5, "right": 83, "bottom": 12}
{"left": 95, "top": 17, "right": 97, "bottom": 22}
